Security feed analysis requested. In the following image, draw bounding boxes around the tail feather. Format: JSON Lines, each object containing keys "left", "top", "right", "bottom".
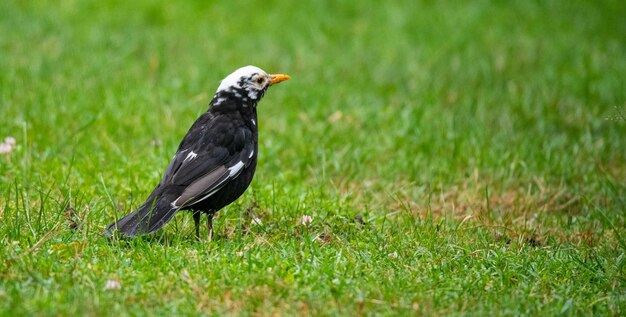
{"left": 105, "top": 194, "right": 180, "bottom": 237}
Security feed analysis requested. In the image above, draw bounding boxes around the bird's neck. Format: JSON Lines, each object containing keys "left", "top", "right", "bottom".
{"left": 208, "top": 91, "right": 259, "bottom": 119}
{"left": 210, "top": 90, "right": 260, "bottom": 108}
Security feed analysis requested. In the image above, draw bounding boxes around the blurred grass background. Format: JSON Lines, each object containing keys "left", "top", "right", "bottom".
{"left": 1, "top": 0, "right": 625, "bottom": 315}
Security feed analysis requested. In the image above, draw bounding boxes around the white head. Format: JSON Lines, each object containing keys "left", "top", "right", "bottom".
{"left": 215, "top": 65, "right": 290, "bottom": 102}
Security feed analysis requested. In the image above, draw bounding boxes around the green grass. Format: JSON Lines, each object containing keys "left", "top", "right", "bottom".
{"left": 1, "top": 0, "right": 626, "bottom": 315}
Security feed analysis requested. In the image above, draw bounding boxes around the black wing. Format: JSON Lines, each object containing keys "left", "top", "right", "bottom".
{"left": 162, "top": 112, "right": 256, "bottom": 209}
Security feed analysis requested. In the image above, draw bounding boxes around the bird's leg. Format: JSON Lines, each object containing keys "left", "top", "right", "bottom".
{"left": 193, "top": 211, "right": 201, "bottom": 241}
{"left": 207, "top": 213, "right": 214, "bottom": 242}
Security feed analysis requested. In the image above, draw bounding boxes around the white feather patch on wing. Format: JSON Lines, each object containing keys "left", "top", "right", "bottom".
{"left": 184, "top": 151, "right": 198, "bottom": 162}
{"left": 171, "top": 197, "right": 180, "bottom": 208}
{"left": 228, "top": 161, "right": 245, "bottom": 177}
{"left": 248, "top": 150, "right": 254, "bottom": 159}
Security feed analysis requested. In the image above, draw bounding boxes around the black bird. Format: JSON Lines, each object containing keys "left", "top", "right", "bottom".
{"left": 106, "top": 66, "right": 290, "bottom": 240}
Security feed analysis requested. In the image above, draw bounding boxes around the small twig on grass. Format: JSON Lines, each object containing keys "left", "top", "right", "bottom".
{"left": 29, "top": 222, "right": 61, "bottom": 254}
{"left": 587, "top": 296, "right": 609, "bottom": 307}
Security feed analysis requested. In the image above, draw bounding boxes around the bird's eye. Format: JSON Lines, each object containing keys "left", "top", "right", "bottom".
{"left": 256, "top": 77, "right": 264, "bottom": 84}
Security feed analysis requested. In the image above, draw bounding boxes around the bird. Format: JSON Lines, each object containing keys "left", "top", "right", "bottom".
{"left": 105, "top": 65, "right": 290, "bottom": 240}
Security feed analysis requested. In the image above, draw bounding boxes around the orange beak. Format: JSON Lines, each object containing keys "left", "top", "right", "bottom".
{"left": 269, "top": 74, "right": 291, "bottom": 86}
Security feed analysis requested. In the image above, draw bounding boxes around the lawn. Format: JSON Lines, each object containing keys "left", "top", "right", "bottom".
{"left": 1, "top": 0, "right": 625, "bottom": 315}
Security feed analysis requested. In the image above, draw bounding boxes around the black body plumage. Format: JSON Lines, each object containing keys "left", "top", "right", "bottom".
{"left": 106, "top": 66, "right": 290, "bottom": 238}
